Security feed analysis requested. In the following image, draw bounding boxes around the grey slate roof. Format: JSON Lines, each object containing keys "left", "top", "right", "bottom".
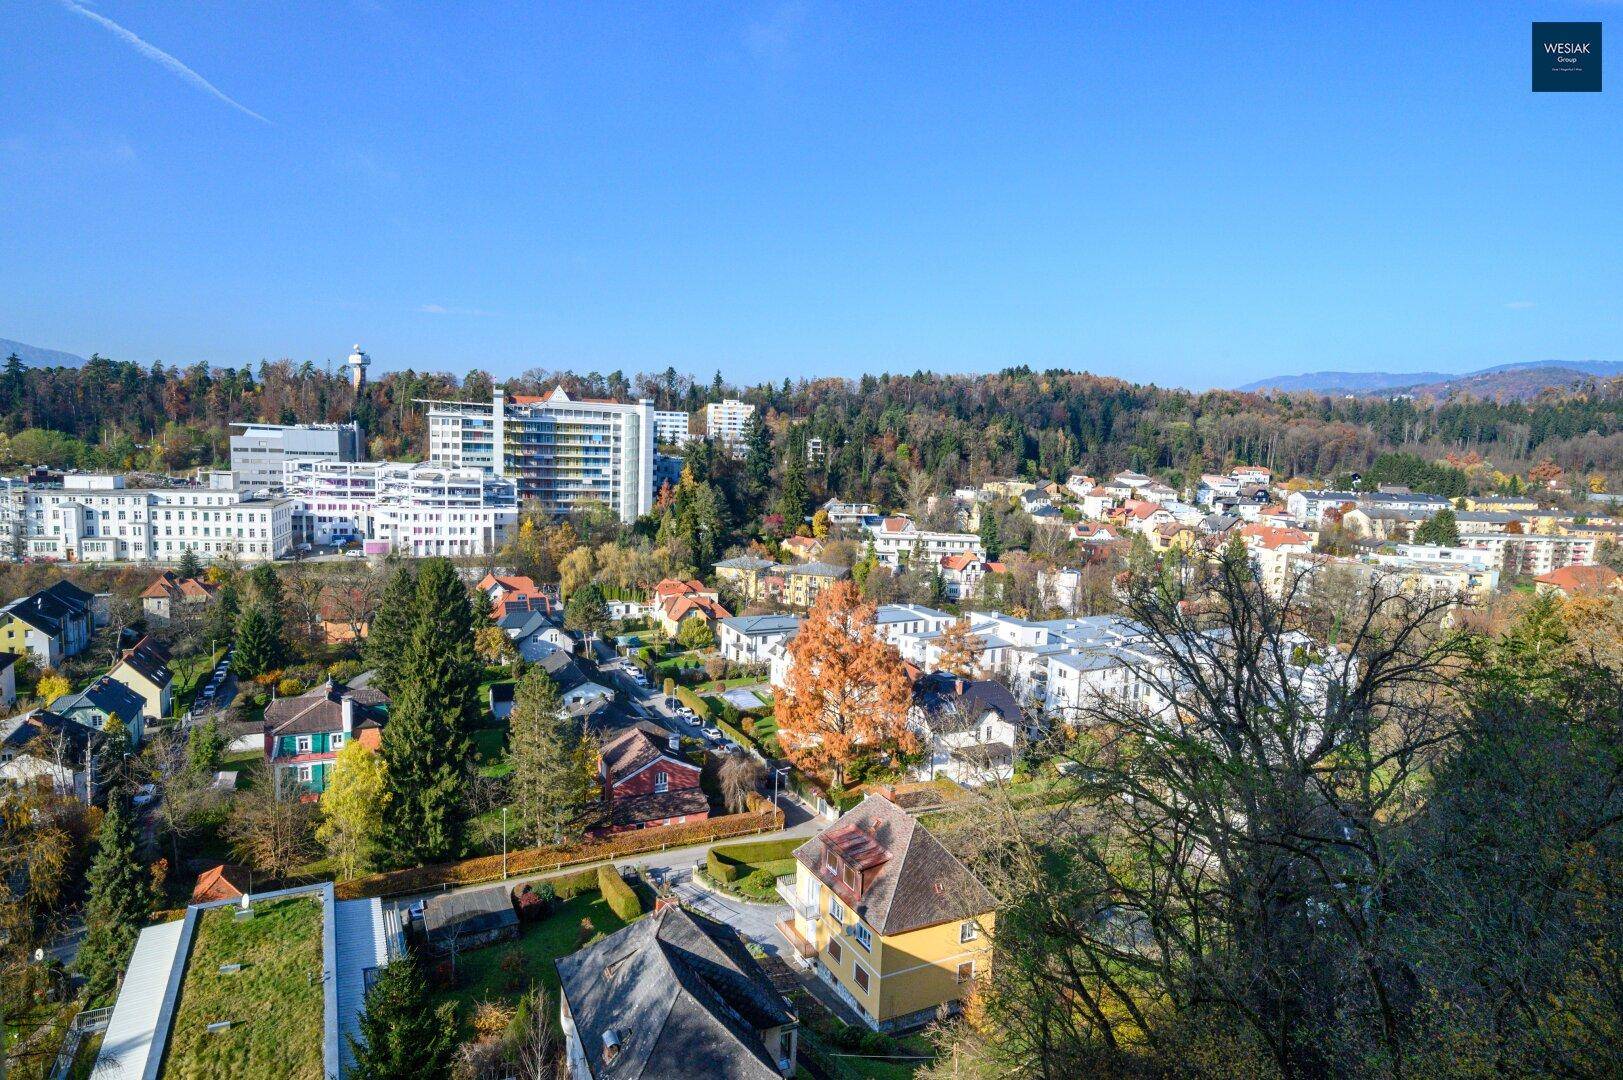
{"left": 264, "top": 680, "right": 388, "bottom": 737}
{"left": 555, "top": 904, "right": 794, "bottom": 1080}
{"left": 51, "top": 676, "right": 145, "bottom": 729}
{"left": 718, "top": 614, "right": 801, "bottom": 637}
{"left": 912, "top": 672, "right": 1021, "bottom": 734}
{"left": 793, "top": 795, "right": 996, "bottom": 936}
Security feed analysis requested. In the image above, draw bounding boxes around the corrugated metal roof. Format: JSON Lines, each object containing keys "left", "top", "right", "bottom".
{"left": 335, "top": 897, "right": 391, "bottom": 1075}
{"left": 92, "top": 917, "right": 187, "bottom": 1080}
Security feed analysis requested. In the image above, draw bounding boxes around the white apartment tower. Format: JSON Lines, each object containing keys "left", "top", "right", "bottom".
{"left": 703, "top": 399, "right": 755, "bottom": 449}
{"left": 421, "top": 388, "right": 655, "bottom": 523}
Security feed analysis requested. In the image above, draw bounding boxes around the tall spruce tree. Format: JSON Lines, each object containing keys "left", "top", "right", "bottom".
{"left": 177, "top": 545, "right": 202, "bottom": 579}
{"left": 379, "top": 558, "right": 479, "bottom": 864}
{"left": 247, "top": 562, "right": 287, "bottom": 651}
{"left": 348, "top": 956, "right": 459, "bottom": 1079}
{"left": 364, "top": 562, "right": 418, "bottom": 695}
{"left": 233, "top": 602, "right": 277, "bottom": 678}
{"left": 508, "top": 670, "right": 598, "bottom": 844}
{"left": 78, "top": 791, "right": 155, "bottom": 1000}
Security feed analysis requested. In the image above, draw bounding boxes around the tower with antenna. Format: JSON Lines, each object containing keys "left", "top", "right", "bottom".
{"left": 346, "top": 344, "right": 370, "bottom": 391}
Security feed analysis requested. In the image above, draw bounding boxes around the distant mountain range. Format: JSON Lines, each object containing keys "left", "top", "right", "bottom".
{"left": 0, "top": 338, "right": 88, "bottom": 369}
{"left": 1238, "top": 360, "right": 1623, "bottom": 400}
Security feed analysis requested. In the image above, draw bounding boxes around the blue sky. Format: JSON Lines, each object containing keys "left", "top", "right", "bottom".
{"left": 2, "top": 2, "right": 1618, "bottom": 389}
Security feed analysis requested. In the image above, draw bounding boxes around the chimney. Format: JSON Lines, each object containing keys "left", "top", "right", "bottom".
{"left": 341, "top": 694, "right": 354, "bottom": 735}
{"left": 954, "top": 676, "right": 965, "bottom": 695}
{"left": 602, "top": 1030, "right": 623, "bottom": 1064}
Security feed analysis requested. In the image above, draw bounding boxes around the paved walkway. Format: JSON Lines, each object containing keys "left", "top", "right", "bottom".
{"left": 387, "top": 799, "right": 822, "bottom": 915}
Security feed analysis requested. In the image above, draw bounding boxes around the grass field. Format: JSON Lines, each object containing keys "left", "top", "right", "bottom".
{"left": 432, "top": 891, "right": 627, "bottom": 1016}
{"left": 160, "top": 896, "right": 325, "bottom": 1080}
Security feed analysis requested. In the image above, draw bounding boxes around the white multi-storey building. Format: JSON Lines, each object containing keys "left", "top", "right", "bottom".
{"left": 1456, "top": 531, "right": 1599, "bottom": 577}
{"left": 864, "top": 516, "right": 984, "bottom": 569}
{"left": 421, "top": 388, "right": 655, "bottom": 523}
{"left": 653, "top": 410, "right": 692, "bottom": 446}
{"left": 229, "top": 422, "right": 364, "bottom": 491}
{"left": 20, "top": 475, "right": 294, "bottom": 562}
{"left": 703, "top": 399, "right": 755, "bottom": 449}
{"left": 284, "top": 460, "right": 518, "bottom": 556}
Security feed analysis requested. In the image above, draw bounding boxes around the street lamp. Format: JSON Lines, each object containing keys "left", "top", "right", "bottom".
{"left": 502, "top": 807, "right": 509, "bottom": 881}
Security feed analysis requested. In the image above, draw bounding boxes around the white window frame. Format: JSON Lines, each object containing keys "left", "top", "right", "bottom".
{"left": 295, "top": 735, "right": 312, "bottom": 753}
{"left": 850, "top": 920, "right": 871, "bottom": 951}
{"left": 296, "top": 763, "right": 312, "bottom": 782}
{"left": 960, "top": 920, "right": 979, "bottom": 943}
{"left": 654, "top": 770, "right": 669, "bottom": 794}
{"left": 829, "top": 896, "right": 846, "bottom": 924}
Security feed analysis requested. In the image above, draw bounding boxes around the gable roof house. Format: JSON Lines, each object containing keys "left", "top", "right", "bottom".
{"left": 139, "top": 570, "right": 219, "bottom": 621}
{"left": 786, "top": 795, "right": 997, "bottom": 1031}
{"left": 500, "top": 607, "right": 574, "bottom": 661}
{"left": 598, "top": 727, "right": 709, "bottom": 833}
{"left": 909, "top": 672, "right": 1023, "bottom": 786}
{"left": 0, "top": 709, "right": 107, "bottom": 801}
{"left": 263, "top": 681, "right": 387, "bottom": 798}
{"left": 1535, "top": 563, "right": 1622, "bottom": 598}
{"left": 51, "top": 674, "right": 148, "bottom": 747}
{"left": 557, "top": 903, "right": 799, "bottom": 1079}
{"left": 0, "top": 580, "right": 99, "bottom": 667}
{"left": 420, "top": 883, "right": 522, "bottom": 955}
{"left": 107, "top": 634, "right": 174, "bottom": 723}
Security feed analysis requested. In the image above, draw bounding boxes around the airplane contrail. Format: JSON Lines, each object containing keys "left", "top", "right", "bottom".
{"left": 54, "top": 0, "right": 271, "bottom": 125}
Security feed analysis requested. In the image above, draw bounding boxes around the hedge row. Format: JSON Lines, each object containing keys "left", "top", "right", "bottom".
{"left": 706, "top": 837, "right": 805, "bottom": 882}
{"left": 597, "top": 864, "right": 644, "bottom": 922}
{"left": 334, "top": 806, "right": 784, "bottom": 900}
{"left": 550, "top": 866, "right": 599, "bottom": 899}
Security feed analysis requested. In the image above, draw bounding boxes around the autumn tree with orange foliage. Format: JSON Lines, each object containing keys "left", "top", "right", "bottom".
{"left": 778, "top": 580, "right": 916, "bottom": 786}
{"left": 935, "top": 616, "right": 985, "bottom": 678}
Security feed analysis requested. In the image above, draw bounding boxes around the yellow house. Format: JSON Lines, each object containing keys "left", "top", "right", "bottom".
{"left": 106, "top": 635, "right": 174, "bottom": 723}
{"left": 784, "top": 795, "right": 996, "bottom": 1031}
{"left": 780, "top": 562, "right": 847, "bottom": 609}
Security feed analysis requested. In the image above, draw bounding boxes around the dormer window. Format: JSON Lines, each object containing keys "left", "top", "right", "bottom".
{"left": 654, "top": 771, "right": 669, "bottom": 794}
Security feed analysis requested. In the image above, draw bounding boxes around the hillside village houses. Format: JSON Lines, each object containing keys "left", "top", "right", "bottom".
{"left": 105, "top": 633, "right": 174, "bottom": 724}
{"left": 0, "top": 709, "right": 106, "bottom": 801}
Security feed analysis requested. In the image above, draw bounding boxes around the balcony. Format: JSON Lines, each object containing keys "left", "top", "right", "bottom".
{"left": 777, "top": 879, "right": 819, "bottom": 922}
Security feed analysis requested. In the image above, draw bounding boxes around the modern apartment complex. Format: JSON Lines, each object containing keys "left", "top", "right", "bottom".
{"left": 421, "top": 388, "right": 655, "bottom": 523}
{"left": 284, "top": 459, "right": 519, "bottom": 556}
{"left": 228, "top": 422, "right": 364, "bottom": 491}
{"left": 704, "top": 398, "right": 756, "bottom": 449}
{"left": 18, "top": 475, "right": 295, "bottom": 563}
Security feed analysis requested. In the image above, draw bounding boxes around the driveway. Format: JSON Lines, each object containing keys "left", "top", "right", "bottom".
{"left": 667, "top": 869, "right": 793, "bottom": 958}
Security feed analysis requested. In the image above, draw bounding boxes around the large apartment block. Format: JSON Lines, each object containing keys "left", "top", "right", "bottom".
{"left": 704, "top": 398, "right": 756, "bottom": 449}
{"left": 19, "top": 475, "right": 295, "bottom": 563}
{"left": 422, "top": 388, "right": 655, "bottom": 523}
{"left": 229, "top": 422, "right": 364, "bottom": 491}
{"left": 284, "top": 459, "right": 518, "bottom": 556}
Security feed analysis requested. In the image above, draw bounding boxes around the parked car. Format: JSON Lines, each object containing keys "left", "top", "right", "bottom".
{"left": 702, "top": 725, "right": 722, "bottom": 741}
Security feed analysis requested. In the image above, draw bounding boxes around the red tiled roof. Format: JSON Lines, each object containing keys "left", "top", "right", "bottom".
{"left": 1536, "top": 564, "right": 1620, "bottom": 594}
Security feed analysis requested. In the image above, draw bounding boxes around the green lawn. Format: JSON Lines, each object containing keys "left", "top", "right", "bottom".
{"left": 432, "top": 892, "right": 627, "bottom": 1016}
{"left": 473, "top": 727, "right": 511, "bottom": 777}
{"left": 160, "top": 896, "right": 325, "bottom": 1080}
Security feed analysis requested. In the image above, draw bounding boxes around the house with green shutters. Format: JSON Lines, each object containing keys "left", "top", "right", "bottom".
{"left": 262, "top": 680, "right": 387, "bottom": 797}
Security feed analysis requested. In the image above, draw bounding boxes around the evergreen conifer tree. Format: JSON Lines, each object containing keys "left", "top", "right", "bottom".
{"left": 379, "top": 558, "right": 479, "bottom": 863}
{"left": 348, "top": 956, "right": 459, "bottom": 1079}
{"left": 78, "top": 791, "right": 155, "bottom": 999}
{"left": 364, "top": 562, "right": 418, "bottom": 695}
